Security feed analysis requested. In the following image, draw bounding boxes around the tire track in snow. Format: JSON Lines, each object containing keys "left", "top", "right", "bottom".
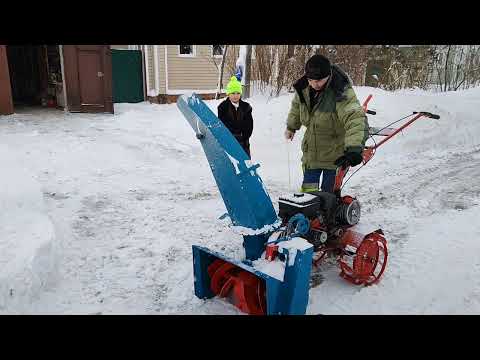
{"left": 308, "top": 204, "right": 480, "bottom": 314}
{"left": 377, "top": 149, "right": 480, "bottom": 225}
{"left": 307, "top": 149, "right": 480, "bottom": 314}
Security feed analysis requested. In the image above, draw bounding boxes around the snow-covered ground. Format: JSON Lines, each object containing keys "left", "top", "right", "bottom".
{"left": 1, "top": 85, "right": 479, "bottom": 314}
{"left": 0, "top": 144, "right": 56, "bottom": 312}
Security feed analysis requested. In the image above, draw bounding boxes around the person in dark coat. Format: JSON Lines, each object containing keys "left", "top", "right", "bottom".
{"left": 217, "top": 76, "right": 254, "bottom": 158}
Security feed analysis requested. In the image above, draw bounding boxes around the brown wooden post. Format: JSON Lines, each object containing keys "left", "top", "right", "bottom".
{"left": 0, "top": 45, "right": 14, "bottom": 115}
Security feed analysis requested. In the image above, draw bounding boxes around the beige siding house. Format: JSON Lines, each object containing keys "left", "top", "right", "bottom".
{"left": 112, "top": 45, "right": 303, "bottom": 103}
{"left": 141, "top": 45, "right": 239, "bottom": 103}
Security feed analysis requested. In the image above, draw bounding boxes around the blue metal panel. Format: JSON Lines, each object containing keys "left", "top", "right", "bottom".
{"left": 177, "top": 94, "right": 278, "bottom": 231}
{"left": 278, "top": 245, "right": 314, "bottom": 315}
{"left": 192, "top": 245, "right": 216, "bottom": 299}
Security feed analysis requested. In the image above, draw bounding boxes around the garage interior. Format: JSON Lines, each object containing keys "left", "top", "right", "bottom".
{"left": 6, "top": 45, "right": 65, "bottom": 111}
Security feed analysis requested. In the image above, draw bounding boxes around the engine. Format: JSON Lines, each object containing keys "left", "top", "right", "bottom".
{"left": 277, "top": 191, "right": 361, "bottom": 250}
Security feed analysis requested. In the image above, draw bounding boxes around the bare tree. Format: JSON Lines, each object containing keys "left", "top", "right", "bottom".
{"left": 453, "top": 47, "right": 465, "bottom": 91}
{"left": 464, "top": 46, "right": 480, "bottom": 89}
{"left": 249, "top": 45, "right": 317, "bottom": 96}
{"left": 251, "top": 45, "right": 275, "bottom": 93}
{"left": 315, "top": 45, "right": 370, "bottom": 85}
{"left": 444, "top": 45, "right": 452, "bottom": 92}
{"left": 220, "top": 44, "right": 480, "bottom": 96}
{"left": 215, "top": 45, "right": 229, "bottom": 99}
{"left": 273, "top": 46, "right": 293, "bottom": 96}
{"left": 430, "top": 45, "right": 480, "bottom": 92}
{"left": 243, "top": 45, "right": 253, "bottom": 99}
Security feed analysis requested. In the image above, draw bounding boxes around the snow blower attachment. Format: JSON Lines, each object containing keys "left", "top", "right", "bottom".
{"left": 177, "top": 93, "right": 440, "bottom": 315}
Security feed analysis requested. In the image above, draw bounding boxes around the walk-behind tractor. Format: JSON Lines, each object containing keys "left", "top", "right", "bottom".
{"left": 177, "top": 93, "right": 440, "bottom": 315}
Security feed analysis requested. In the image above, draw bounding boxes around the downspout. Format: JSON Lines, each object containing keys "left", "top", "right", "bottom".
{"left": 140, "top": 45, "right": 147, "bottom": 100}
{"left": 59, "top": 45, "right": 68, "bottom": 112}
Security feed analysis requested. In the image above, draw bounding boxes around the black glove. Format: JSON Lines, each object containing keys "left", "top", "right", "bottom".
{"left": 334, "top": 151, "right": 363, "bottom": 169}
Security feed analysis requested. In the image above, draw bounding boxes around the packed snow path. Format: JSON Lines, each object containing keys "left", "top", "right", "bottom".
{"left": 1, "top": 86, "right": 479, "bottom": 314}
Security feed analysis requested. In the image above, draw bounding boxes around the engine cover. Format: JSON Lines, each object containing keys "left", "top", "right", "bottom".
{"left": 278, "top": 191, "right": 338, "bottom": 221}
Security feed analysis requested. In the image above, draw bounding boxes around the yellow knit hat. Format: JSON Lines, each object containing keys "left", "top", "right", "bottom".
{"left": 226, "top": 76, "right": 243, "bottom": 95}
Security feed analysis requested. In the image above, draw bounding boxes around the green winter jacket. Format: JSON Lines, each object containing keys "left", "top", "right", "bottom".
{"left": 286, "top": 65, "right": 369, "bottom": 170}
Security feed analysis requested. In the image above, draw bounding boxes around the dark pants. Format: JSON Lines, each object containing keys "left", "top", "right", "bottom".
{"left": 242, "top": 141, "right": 251, "bottom": 158}
{"left": 302, "top": 168, "right": 336, "bottom": 193}
{"left": 234, "top": 134, "right": 251, "bottom": 159}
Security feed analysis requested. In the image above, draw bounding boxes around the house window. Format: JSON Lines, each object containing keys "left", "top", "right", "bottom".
{"left": 212, "top": 45, "right": 224, "bottom": 57}
{"left": 179, "top": 45, "right": 195, "bottom": 57}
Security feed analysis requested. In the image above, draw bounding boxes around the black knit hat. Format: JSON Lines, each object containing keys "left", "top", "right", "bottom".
{"left": 305, "top": 54, "right": 331, "bottom": 80}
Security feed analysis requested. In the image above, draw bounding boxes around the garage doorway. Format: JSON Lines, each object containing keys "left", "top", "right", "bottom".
{"left": 6, "top": 45, "right": 66, "bottom": 112}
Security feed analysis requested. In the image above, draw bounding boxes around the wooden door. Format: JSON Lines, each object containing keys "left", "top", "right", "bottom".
{"left": 62, "top": 45, "right": 113, "bottom": 113}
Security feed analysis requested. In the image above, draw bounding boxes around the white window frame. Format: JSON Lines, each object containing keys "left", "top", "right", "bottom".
{"left": 212, "top": 45, "right": 224, "bottom": 58}
{"left": 178, "top": 45, "right": 196, "bottom": 57}
{"left": 144, "top": 45, "right": 151, "bottom": 91}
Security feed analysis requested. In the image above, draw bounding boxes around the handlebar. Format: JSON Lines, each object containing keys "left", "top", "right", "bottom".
{"left": 363, "top": 94, "right": 376, "bottom": 116}
{"left": 414, "top": 111, "right": 440, "bottom": 120}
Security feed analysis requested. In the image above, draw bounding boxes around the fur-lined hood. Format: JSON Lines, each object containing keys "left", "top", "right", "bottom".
{"left": 292, "top": 64, "right": 353, "bottom": 104}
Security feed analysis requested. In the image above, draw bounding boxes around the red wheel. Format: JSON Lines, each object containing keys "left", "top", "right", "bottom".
{"left": 338, "top": 230, "right": 388, "bottom": 286}
{"left": 354, "top": 233, "right": 388, "bottom": 285}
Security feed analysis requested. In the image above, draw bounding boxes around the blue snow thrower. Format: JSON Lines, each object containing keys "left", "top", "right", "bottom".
{"left": 177, "top": 94, "right": 313, "bottom": 315}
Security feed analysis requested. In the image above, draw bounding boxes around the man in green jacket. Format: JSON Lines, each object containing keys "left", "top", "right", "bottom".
{"left": 285, "top": 54, "right": 369, "bottom": 193}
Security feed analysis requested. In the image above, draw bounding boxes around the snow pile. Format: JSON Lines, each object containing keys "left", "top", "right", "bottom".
{"left": 278, "top": 237, "right": 313, "bottom": 266}
{"left": 252, "top": 257, "right": 285, "bottom": 281}
{"left": 353, "top": 86, "right": 480, "bottom": 154}
{"left": 0, "top": 144, "right": 56, "bottom": 313}
{"left": 252, "top": 237, "right": 312, "bottom": 280}
{"left": 147, "top": 89, "right": 159, "bottom": 97}
{"left": 231, "top": 219, "right": 282, "bottom": 236}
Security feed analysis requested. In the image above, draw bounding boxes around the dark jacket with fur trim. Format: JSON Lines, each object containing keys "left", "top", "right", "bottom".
{"left": 218, "top": 98, "right": 253, "bottom": 156}
{"left": 286, "top": 64, "right": 369, "bottom": 170}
